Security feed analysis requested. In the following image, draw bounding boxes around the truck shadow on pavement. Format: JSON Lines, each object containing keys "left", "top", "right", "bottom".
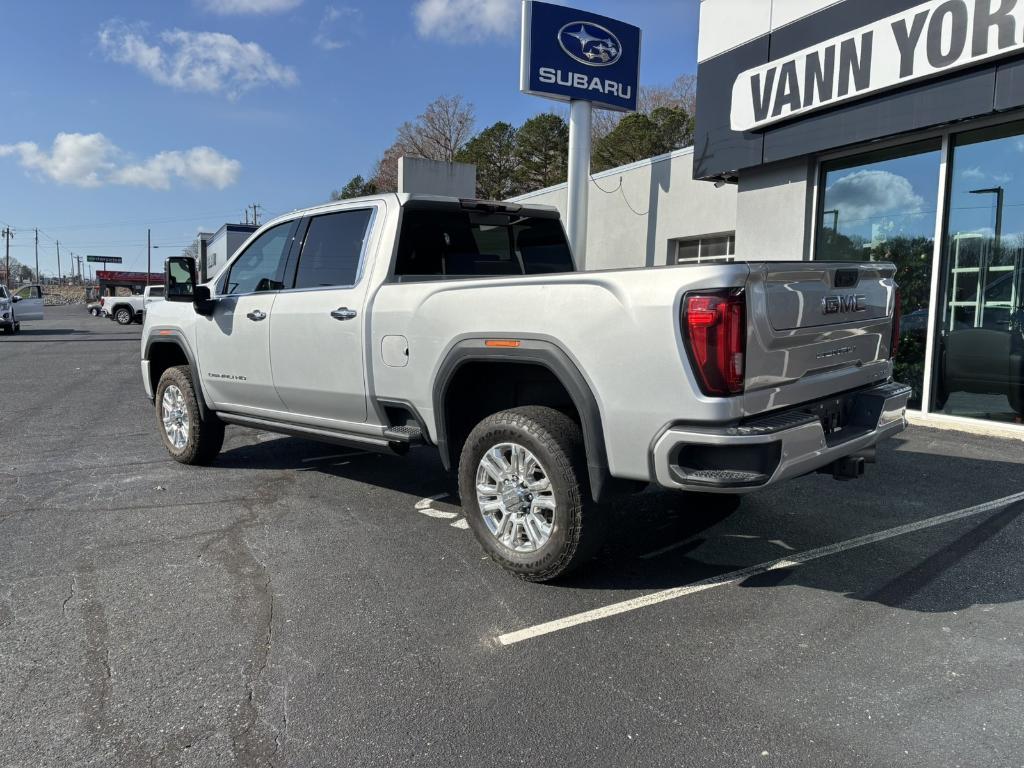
{"left": 215, "top": 434, "right": 1024, "bottom": 614}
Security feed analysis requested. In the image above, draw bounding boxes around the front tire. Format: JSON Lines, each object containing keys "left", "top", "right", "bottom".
{"left": 155, "top": 365, "right": 225, "bottom": 465}
{"left": 459, "top": 406, "right": 604, "bottom": 582}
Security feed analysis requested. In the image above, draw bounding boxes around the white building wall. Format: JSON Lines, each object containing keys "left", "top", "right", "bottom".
{"left": 512, "top": 147, "right": 738, "bottom": 270}
{"left": 734, "top": 158, "right": 814, "bottom": 261}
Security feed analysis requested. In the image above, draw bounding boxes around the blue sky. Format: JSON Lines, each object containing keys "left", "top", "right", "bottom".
{"left": 0, "top": 0, "right": 699, "bottom": 277}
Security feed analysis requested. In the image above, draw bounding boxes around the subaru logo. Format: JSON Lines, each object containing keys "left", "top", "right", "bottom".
{"left": 558, "top": 21, "right": 622, "bottom": 67}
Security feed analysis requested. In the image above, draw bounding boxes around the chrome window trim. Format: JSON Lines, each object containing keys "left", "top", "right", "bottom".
{"left": 213, "top": 204, "right": 380, "bottom": 299}
{"left": 289, "top": 205, "right": 378, "bottom": 293}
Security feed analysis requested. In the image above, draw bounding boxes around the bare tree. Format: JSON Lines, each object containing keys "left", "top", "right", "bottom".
{"left": 640, "top": 73, "right": 697, "bottom": 116}
{"left": 396, "top": 95, "right": 476, "bottom": 163}
{"left": 369, "top": 140, "right": 412, "bottom": 193}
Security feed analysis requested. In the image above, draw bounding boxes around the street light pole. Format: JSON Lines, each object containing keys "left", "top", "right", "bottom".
{"left": 147, "top": 228, "right": 151, "bottom": 286}
{"left": 969, "top": 186, "right": 1005, "bottom": 328}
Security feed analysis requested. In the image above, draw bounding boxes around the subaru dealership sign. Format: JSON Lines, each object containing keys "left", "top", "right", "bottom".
{"left": 520, "top": 1, "right": 641, "bottom": 112}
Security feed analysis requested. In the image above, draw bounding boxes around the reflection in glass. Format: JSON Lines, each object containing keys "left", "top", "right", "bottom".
{"left": 818, "top": 141, "right": 942, "bottom": 407}
{"left": 936, "top": 124, "right": 1024, "bottom": 424}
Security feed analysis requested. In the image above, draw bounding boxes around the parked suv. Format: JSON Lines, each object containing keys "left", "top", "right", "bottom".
{"left": 141, "top": 195, "right": 910, "bottom": 580}
{"left": 1, "top": 284, "right": 45, "bottom": 334}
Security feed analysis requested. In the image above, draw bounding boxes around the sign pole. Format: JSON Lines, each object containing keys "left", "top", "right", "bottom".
{"left": 567, "top": 99, "right": 592, "bottom": 270}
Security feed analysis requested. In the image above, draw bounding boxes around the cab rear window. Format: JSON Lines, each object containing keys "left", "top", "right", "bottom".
{"left": 394, "top": 210, "right": 574, "bottom": 281}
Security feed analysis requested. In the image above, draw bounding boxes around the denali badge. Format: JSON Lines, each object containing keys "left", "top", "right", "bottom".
{"left": 822, "top": 295, "right": 867, "bottom": 315}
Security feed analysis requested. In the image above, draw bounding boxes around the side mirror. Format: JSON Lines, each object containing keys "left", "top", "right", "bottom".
{"left": 193, "top": 285, "right": 215, "bottom": 317}
{"left": 10, "top": 296, "right": 20, "bottom": 303}
{"left": 165, "top": 257, "right": 197, "bottom": 302}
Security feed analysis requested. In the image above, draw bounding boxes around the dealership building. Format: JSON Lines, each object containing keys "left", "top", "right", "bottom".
{"left": 520, "top": 0, "right": 1024, "bottom": 438}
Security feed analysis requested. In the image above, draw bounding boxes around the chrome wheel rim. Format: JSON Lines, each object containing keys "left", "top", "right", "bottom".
{"left": 475, "top": 442, "right": 556, "bottom": 553}
{"left": 161, "top": 385, "right": 189, "bottom": 450}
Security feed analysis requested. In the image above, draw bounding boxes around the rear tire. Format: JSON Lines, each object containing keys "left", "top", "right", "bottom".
{"left": 458, "top": 406, "right": 605, "bottom": 582}
{"left": 155, "top": 365, "right": 224, "bottom": 465}
{"left": 115, "top": 307, "right": 133, "bottom": 325}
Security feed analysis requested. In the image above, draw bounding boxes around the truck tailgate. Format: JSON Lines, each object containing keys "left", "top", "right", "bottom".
{"left": 743, "top": 261, "right": 898, "bottom": 416}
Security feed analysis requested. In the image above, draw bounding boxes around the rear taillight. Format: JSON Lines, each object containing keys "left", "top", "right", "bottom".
{"left": 100, "top": 297, "right": 105, "bottom": 306}
{"left": 683, "top": 290, "right": 746, "bottom": 396}
{"left": 890, "top": 288, "right": 901, "bottom": 360}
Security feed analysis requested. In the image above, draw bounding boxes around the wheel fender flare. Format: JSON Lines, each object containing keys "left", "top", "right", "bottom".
{"left": 144, "top": 331, "right": 212, "bottom": 420}
{"left": 432, "top": 339, "right": 611, "bottom": 502}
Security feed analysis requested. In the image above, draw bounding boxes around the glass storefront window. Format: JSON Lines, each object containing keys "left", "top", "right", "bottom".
{"left": 817, "top": 141, "right": 942, "bottom": 407}
{"left": 935, "top": 124, "right": 1024, "bottom": 424}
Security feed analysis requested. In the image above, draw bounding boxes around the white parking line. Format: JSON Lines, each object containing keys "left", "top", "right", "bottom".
{"left": 415, "top": 494, "right": 449, "bottom": 510}
{"left": 419, "top": 508, "right": 460, "bottom": 520}
{"left": 497, "top": 490, "right": 1024, "bottom": 647}
{"left": 451, "top": 518, "right": 470, "bottom": 530}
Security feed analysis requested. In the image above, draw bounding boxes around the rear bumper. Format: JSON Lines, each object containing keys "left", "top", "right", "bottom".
{"left": 651, "top": 382, "right": 911, "bottom": 494}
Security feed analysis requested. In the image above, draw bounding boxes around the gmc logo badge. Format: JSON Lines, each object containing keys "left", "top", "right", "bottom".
{"left": 822, "top": 295, "right": 867, "bottom": 315}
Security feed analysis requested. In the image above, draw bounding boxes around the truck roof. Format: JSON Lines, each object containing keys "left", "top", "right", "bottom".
{"left": 261, "top": 194, "right": 560, "bottom": 231}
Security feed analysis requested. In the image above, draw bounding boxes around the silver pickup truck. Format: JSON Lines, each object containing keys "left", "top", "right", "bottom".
{"left": 141, "top": 194, "right": 910, "bottom": 581}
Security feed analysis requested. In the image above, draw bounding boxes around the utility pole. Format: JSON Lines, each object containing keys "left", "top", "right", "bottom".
{"left": 56, "top": 241, "right": 61, "bottom": 284}
{"left": 249, "top": 203, "right": 262, "bottom": 226}
{"left": 147, "top": 228, "right": 151, "bottom": 286}
{"left": 34, "top": 228, "right": 39, "bottom": 283}
{"left": 2, "top": 227, "right": 13, "bottom": 286}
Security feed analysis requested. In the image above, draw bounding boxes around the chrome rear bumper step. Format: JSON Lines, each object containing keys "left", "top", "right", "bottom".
{"left": 651, "top": 382, "right": 912, "bottom": 494}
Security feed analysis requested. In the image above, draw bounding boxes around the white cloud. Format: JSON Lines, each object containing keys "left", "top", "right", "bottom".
{"left": 314, "top": 6, "right": 360, "bottom": 51}
{"left": 112, "top": 147, "right": 241, "bottom": 190}
{"left": 413, "top": 0, "right": 518, "bottom": 42}
{"left": 98, "top": 20, "right": 298, "bottom": 99}
{"left": 825, "top": 170, "right": 926, "bottom": 225}
{"left": 960, "top": 166, "right": 1012, "bottom": 185}
{"left": 0, "top": 132, "right": 241, "bottom": 190}
{"left": 0, "top": 133, "right": 116, "bottom": 188}
{"left": 198, "top": 0, "right": 302, "bottom": 14}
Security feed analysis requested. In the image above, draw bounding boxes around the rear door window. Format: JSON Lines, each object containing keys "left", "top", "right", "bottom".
{"left": 293, "top": 209, "right": 374, "bottom": 289}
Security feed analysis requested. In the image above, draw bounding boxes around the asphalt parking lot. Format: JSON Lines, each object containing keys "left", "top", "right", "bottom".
{"left": 2, "top": 305, "right": 1024, "bottom": 768}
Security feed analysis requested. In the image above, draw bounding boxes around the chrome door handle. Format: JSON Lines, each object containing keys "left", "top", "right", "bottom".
{"left": 246, "top": 310, "right": 267, "bottom": 321}
{"left": 331, "top": 307, "right": 357, "bottom": 321}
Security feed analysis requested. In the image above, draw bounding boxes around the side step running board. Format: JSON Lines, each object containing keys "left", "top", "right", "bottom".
{"left": 216, "top": 413, "right": 397, "bottom": 454}
{"left": 382, "top": 425, "right": 425, "bottom": 445}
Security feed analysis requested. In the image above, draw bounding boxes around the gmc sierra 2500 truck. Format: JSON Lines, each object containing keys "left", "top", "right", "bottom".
{"left": 141, "top": 194, "right": 910, "bottom": 581}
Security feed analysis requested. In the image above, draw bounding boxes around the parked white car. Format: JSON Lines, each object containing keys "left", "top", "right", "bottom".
{"left": 101, "top": 285, "right": 163, "bottom": 325}
{"left": 1, "top": 284, "right": 45, "bottom": 334}
{"left": 101, "top": 294, "right": 145, "bottom": 325}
